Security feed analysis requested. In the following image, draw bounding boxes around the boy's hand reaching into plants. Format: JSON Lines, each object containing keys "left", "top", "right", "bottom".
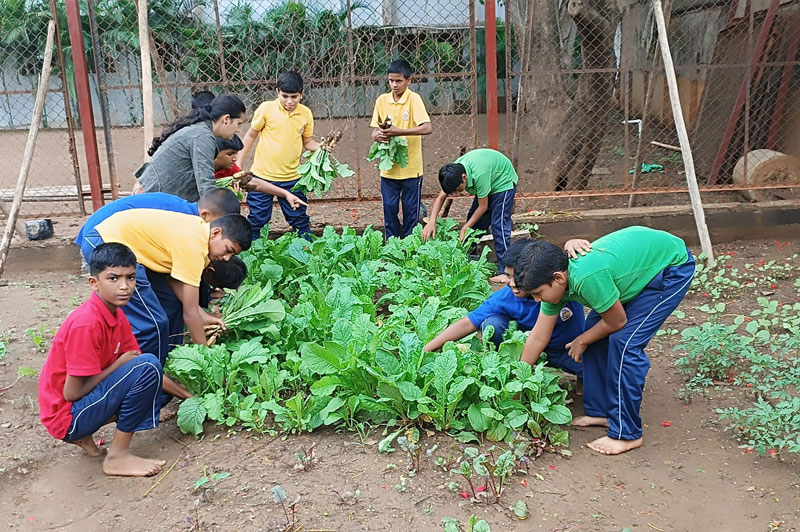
{"left": 421, "top": 223, "right": 436, "bottom": 241}
{"left": 458, "top": 226, "right": 469, "bottom": 241}
{"left": 202, "top": 312, "right": 225, "bottom": 331}
{"left": 564, "top": 239, "right": 592, "bottom": 259}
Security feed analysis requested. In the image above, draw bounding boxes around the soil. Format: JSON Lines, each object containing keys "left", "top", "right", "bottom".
{"left": 0, "top": 239, "right": 799, "bottom": 532}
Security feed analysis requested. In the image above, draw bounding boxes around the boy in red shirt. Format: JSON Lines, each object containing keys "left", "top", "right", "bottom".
{"left": 214, "top": 134, "right": 243, "bottom": 178}
{"left": 38, "top": 243, "right": 166, "bottom": 477}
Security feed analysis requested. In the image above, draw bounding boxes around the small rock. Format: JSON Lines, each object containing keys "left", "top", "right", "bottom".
{"left": 0, "top": 422, "right": 11, "bottom": 428}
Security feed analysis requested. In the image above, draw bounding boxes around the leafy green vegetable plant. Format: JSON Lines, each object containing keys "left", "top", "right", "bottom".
{"left": 367, "top": 115, "right": 408, "bottom": 171}
{"left": 167, "top": 222, "right": 573, "bottom": 453}
{"left": 294, "top": 130, "right": 354, "bottom": 198}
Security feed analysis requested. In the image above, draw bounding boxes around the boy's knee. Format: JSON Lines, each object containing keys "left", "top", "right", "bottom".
{"left": 136, "top": 353, "right": 162, "bottom": 370}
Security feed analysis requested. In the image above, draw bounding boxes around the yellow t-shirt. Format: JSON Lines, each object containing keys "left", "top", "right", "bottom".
{"left": 370, "top": 88, "right": 430, "bottom": 179}
{"left": 95, "top": 209, "right": 210, "bottom": 287}
{"left": 249, "top": 99, "right": 315, "bottom": 182}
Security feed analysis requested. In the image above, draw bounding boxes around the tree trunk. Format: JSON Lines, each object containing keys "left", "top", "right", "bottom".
{"left": 554, "top": 0, "right": 619, "bottom": 190}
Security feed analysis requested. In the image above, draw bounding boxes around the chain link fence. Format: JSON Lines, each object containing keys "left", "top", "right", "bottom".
{"left": 508, "top": 0, "right": 800, "bottom": 207}
{"left": 87, "top": 0, "right": 484, "bottom": 201}
{"left": 0, "top": 0, "right": 86, "bottom": 217}
{"left": 2, "top": 0, "right": 799, "bottom": 221}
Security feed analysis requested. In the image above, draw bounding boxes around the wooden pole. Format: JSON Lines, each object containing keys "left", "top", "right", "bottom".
{"left": 0, "top": 21, "right": 56, "bottom": 279}
{"left": 652, "top": 0, "right": 713, "bottom": 263}
{"left": 137, "top": 0, "right": 154, "bottom": 160}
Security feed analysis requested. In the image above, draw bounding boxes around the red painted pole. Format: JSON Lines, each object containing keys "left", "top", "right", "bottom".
{"left": 65, "top": 0, "right": 104, "bottom": 211}
{"left": 485, "top": 0, "right": 499, "bottom": 150}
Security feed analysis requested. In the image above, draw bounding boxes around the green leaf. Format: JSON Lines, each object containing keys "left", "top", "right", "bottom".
{"left": 300, "top": 342, "right": 344, "bottom": 375}
{"left": 378, "top": 428, "right": 403, "bottom": 453}
{"left": 16, "top": 366, "right": 37, "bottom": 378}
{"left": 468, "top": 403, "right": 491, "bottom": 431}
{"left": 510, "top": 500, "right": 528, "bottom": 519}
{"left": 472, "top": 518, "right": 491, "bottom": 532}
{"left": 543, "top": 404, "right": 572, "bottom": 425}
{"left": 177, "top": 397, "right": 207, "bottom": 437}
{"left": 396, "top": 381, "right": 424, "bottom": 401}
{"left": 271, "top": 484, "right": 287, "bottom": 503}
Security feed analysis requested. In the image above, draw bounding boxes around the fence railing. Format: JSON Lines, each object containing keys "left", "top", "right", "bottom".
{"left": 0, "top": 0, "right": 798, "bottom": 217}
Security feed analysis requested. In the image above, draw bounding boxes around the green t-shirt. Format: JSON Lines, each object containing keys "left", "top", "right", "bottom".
{"left": 455, "top": 148, "right": 518, "bottom": 198}
{"left": 541, "top": 226, "right": 690, "bottom": 315}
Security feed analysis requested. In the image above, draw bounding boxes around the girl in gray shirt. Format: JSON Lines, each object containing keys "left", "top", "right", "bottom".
{"left": 138, "top": 94, "right": 246, "bottom": 202}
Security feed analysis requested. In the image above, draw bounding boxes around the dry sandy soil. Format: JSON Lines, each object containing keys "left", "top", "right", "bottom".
{"left": 0, "top": 238, "right": 798, "bottom": 532}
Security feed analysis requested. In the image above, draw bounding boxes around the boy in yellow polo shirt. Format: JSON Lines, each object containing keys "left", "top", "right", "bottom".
{"left": 80, "top": 210, "right": 251, "bottom": 399}
{"left": 370, "top": 58, "right": 432, "bottom": 239}
{"left": 239, "top": 71, "right": 319, "bottom": 240}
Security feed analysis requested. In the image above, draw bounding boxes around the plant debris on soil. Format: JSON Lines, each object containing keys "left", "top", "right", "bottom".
{"left": 0, "top": 238, "right": 798, "bottom": 531}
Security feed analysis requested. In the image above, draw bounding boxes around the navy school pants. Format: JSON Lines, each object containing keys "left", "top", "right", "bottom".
{"left": 479, "top": 315, "right": 584, "bottom": 378}
{"left": 581, "top": 251, "right": 695, "bottom": 440}
{"left": 80, "top": 230, "right": 171, "bottom": 366}
{"left": 63, "top": 354, "right": 162, "bottom": 441}
{"left": 467, "top": 185, "right": 516, "bottom": 273}
{"left": 380, "top": 176, "right": 423, "bottom": 239}
{"left": 247, "top": 177, "right": 310, "bottom": 241}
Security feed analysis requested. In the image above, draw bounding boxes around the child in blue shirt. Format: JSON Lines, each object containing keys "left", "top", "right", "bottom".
{"left": 424, "top": 239, "right": 584, "bottom": 379}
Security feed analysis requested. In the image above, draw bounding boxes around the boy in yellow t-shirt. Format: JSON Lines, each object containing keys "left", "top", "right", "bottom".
{"left": 370, "top": 59, "right": 433, "bottom": 239}
{"left": 81, "top": 210, "right": 251, "bottom": 400}
{"left": 239, "top": 71, "right": 320, "bottom": 240}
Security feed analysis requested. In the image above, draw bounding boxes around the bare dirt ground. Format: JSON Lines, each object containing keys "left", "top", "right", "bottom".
{"left": 0, "top": 239, "right": 798, "bottom": 532}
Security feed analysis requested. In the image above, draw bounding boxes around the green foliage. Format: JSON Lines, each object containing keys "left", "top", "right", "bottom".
{"left": 167, "top": 223, "right": 573, "bottom": 453}
{"left": 673, "top": 256, "right": 800, "bottom": 456}
{"left": 295, "top": 149, "right": 354, "bottom": 198}
{"left": 215, "top": 178, "right": 243, "bottom": 201}
{"left": 367, "top": 137, "right": 409, "bottom": 171}
{"left": 443, "top": 515, "right": 491, "bottom": 532}
{"left": 24, "top": 326, "right": 50, "bottom": 353}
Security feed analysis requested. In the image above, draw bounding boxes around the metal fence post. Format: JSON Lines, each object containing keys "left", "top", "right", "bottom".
{"left": 50, "top": 0, "right": 86, "bottom": 215}
{"left": 64, "top": 0, "right": 104, "bottom": 211}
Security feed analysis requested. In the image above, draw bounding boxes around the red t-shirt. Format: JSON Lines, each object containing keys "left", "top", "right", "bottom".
{"left": 214, "top": 163, "right": 241, "bottom": 179}
{"left": 38, "top": 293, "right": 140, "bottom": 439}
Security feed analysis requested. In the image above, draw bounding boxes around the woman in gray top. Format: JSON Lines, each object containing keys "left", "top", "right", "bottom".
{"left": 137, "top": 94, "right": 246, "bottom": 202}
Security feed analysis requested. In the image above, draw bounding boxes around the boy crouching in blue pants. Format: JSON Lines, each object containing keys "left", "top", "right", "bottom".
{"left": 424, "top": 239, "right": 585, "bottom": 382}
{"left": 514, "top": 226, "right": 695, "bottom": 455}
{"left": 38, "top": 243, "right": 166, "bottom": 477}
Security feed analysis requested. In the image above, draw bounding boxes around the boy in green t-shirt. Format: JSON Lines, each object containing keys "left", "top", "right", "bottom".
{"left": 422, "top": 148, "right": 518, "bottom": 284}
{"left": 512, "top": 226, "right": 695, "bottom": 455}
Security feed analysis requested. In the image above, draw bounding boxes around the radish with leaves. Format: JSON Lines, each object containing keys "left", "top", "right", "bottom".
{"left": 367, "top": 114, "right": 409, "bottom": 171}
{"left": 294, "top": 129, "right": 354, "bottom": 198}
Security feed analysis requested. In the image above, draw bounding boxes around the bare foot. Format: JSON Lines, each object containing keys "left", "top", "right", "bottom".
{"left": 489, "top": 273, "right": 510, "bottom": 284}
{"left": 103, "top": 451, "right": 166, "bottom": 477}
{"left": 159, "top": 407, "right": 177, "bottom": 423}
{"left": 68, "top": 435, "right": 105, "bottom": 457}
{"left": 587, "top": 436, "right": 643, "bottom": 455}
{"left": 572, "top": 415, "right": 609, "bottom": 427}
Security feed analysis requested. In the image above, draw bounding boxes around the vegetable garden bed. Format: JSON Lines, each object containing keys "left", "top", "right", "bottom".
{"left": 166, "top": 221, "right": 574, "bottom": 458}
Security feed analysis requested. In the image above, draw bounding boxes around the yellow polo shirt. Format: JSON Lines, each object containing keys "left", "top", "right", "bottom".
{"left": 95, "top": 209, "right": 210, "bottom": 287}
{"left": 249, "top": 99, "right": 315, "bottom": 182}
{"left": 370, "top": 88, "right": 430, "bottom": 179}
